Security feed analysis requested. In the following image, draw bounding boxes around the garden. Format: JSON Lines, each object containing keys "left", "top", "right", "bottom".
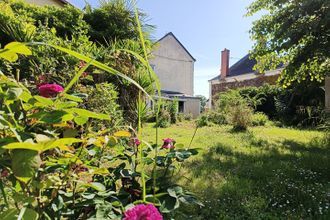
{"left": 0, "top": 0, "right": 329, "bottom": 220}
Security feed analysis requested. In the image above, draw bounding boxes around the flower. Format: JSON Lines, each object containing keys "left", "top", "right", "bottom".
{"left": 162, "top": 138, "right": 175, "bottom": 149}
{"left": 133, "top": 137, "right": 141, "bottom": 146}
{"left": 123, "top": 204, "right": 163, "bottom": 220}
{"left": 38, "top": 83, "right": 64, "bottom": 98}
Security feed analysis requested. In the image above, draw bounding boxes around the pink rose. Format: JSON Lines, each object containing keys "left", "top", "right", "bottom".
{"left": 133, "top": 138, "right": 141, "bottom": 146}
{"left": 162, "top": 138, "right": 175, "bottom": 149}
{"left": 38, "top": 83, "right": 64, "bottom": 98}
{"left": 123, "top": 204, "right": 163, "bottom": 220}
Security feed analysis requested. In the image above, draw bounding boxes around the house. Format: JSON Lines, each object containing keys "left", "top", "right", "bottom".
{"left": 208, "top": 49, "right": 282, "bottom": 108}
{"left": 24, "top": 0, "right": 69, "bottom": 7}
{"left": 150, "top": 32, "right": 201, "bottom": 117}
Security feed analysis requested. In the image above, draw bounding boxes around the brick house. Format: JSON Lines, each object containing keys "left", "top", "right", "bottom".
{"left": 208, "top": 49, "right": 282, "bottom": 107}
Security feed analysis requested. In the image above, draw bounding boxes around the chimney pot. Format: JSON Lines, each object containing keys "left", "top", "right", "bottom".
{"left": 220, "top": 49, "right": 230, "bottom": 80}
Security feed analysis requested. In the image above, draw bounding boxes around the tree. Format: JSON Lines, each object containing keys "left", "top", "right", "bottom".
{"left": 247, "top": 0, "right": 330, "bottom": 87}
{"left": 196, "top": 95, "right": 207, "bottom": 113}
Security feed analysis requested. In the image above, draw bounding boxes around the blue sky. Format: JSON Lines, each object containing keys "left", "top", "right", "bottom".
{"left": 70, "top": 0, "right": 258, "bottom": 98}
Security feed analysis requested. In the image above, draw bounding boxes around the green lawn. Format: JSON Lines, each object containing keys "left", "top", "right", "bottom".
{"left": 143, "top": 122, "right": 330, "bottom": 219}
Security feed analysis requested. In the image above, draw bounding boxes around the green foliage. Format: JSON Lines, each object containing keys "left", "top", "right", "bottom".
{"left": 216, "top": 90, "right": 253, "bottom": 130}
{"left": 204, "top": 110, "right": 227, "bottom": 125}
{"left": 0, "top": 42, "right": 199, "bottom": 219}
{"left": 82, "top": 83, "right": 123, "bottom": 129}
{"left": 168, "top": 99, "right": 178, "bottom": 124}
{"left": 247, "top": 0, "right": 330, "bottom": 86}
{"left": 195, "top": 114, "right": 209, "bottom": 127}
{"left": 196, "top": 95, "right": 207, "bottom": 113}
{"left": 236, "top": 84, "right": 325, "bottom": 127}
{"left": 156, "top": 109, "right": 171, "bottom": 128}
{"left": 0, "top": 0, "right": 155, "bottom": 126}
{"left": 251, "top": 112, "right": 269, "bottom": 126}
{"left": 184, "top": 113, "right": 193, "bottom": 121}
{"left": 83, "top": 0, "right": 148, "bottom": 45}
{"left": 143, "top": 122, "right": 329, "bottom": 219}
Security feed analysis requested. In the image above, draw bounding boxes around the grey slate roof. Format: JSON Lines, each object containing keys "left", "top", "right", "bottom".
{"left": 210, "top": 54, "right": 257, "bottom": 81}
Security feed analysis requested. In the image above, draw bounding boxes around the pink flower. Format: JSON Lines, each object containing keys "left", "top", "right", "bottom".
{"left": 162, "top": 138, "right": 175, "bottom": 149}
{"left": 133, "top": 138, "right": 141, "bottom": 146}
{"left": 123, "top": 204, "right": 163, "bottom": 220}
{"left": 38, "top": 83, "right": 64, "bottom": 98}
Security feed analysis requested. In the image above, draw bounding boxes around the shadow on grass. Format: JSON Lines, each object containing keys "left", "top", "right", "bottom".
{"left": 178, "top": 133, "right": 330, "bottom": 219}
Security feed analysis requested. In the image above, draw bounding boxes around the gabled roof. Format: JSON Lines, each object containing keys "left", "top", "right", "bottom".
{"left": 209, "top": 54, "right": 257, "bottom": 81}
{"left": 157, "top": 32, "right": 196, "bottom": 62}
{"left": 58, "top": 0, "right": 69, "bottom": 4}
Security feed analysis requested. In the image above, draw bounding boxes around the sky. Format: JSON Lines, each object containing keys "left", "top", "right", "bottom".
{"left": 69, "top": 0, "right": 258, "bottom": 98}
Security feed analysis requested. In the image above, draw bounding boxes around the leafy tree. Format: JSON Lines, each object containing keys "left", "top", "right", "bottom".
{"left": 196, "top": 95, "right": 207, "bottom": 112}
{"left": 247, "top": 0, "right": 330, "bottom": 87}
{"left": 83, "top": 0, "right": 153, "bottom": 45}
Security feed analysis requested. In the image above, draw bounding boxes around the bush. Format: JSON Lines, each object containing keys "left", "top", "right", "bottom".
{"left": 156, "top": 109, "right": 171, "bottom": 128}
{"left": 168, "top": 99, "right": 178, "bottom": 124}
{"left": 205, "top": 110, "right": 227, "bottom": 125}
{"left": 184, "top": 113, "right": 193, "bottom": 121}
{"left": 83, "top": 83, "right": 123, "bottom": 129}
{"left": 227, "top": 104, "right": 253, "bottom": 130}
{"left": 252, "top": 112, "right": 269, "bottom": 126}
{"left": 0, "top": 42, "right": 200, "bottom": 220}
{"left": 196, "top": 114, "right": 209, "bottom": 127}
{"left": 215, "top": 90, "right": 253, "bottom": 130}
{"left": 177, "top": 113, "right": 185, "bottom": 122}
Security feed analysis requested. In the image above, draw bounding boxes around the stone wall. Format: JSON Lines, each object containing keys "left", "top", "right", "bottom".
{"left": 211, "top": 74, "right": 279, "bottom": 98}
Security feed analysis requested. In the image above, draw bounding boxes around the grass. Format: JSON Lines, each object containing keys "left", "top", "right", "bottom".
{"left": 143, "top": 122, "right": 330, "bottom": 219}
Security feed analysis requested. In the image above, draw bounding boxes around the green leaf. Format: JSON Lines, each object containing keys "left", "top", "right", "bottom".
{"left": 74, "top": 116, "right": 89, "bottom": 125}
{"left": 33, "top": 95, "right": 53, "bottom": 106}
{"left": 55, "top": 101, "right": 78, "bottom": 109}
{"left": 108, "top": 136, "right": 118, "bottom": 147}
{"left": 62, "top": 93, "right": 83, "bottom": 102}
{"left": 32, "top": 43, "right": 153, "bottom": 101}
{"left": 7, "top": 88, "right": 23, "bottom": 100}
{"left": 159, "top": 195, "right": 180, "bottom": 213}
{"left": 68, "top": 108, "right": 110, "bottom": 120}
{"left": 4, "top": 42, "right": 32, "bottom": 56}
{"left": 42, "top": 138, "right": 81, "bottom": 151}
{"left": 3, "top": 142, "right": 44, "bottom": 151}
{"left": 11, "top": 149, "right": 41, "bottom": 183}
{"left": 87, "top": 182, "right": 106, "bottom": 191}
{"left": 0, "top": 50, "right": 18, "bottom": 62}
{"left": 0, "top": 208, "right": 18, "bottom": 220}
{"left": 30, "top": 110, "right": 68, "bottom": 124}
{"left": 22, "top": 208, "right": 38, "bottom": 220}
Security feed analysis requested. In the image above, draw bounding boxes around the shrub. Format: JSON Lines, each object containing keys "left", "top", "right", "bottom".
{"left": 227, "top": 104, "right": 253, "bottom": 130}
{"left": 156, "top": 109, "right": 171, "bottom": 128}
{"left": 83, "top": 83, "right": 123, "bottom": 129}
{"left": 184, "top": 113, "right": 193, "bottom": 121}
{"left": 196, "top": 114, "right": 209, "bottom": 127}
{"left": 177, "top": 113, "right": 185, "bottom": 122}
{"left": 205, "top": 110, "right": 227, "bottom": 125}
{"left": 216, "top": 90, "right": 253, "bottom": 130}
{"left": 0, "top": 42, "right": 200, "bottom": 219}
{"left": 252, "top": 112, "right": 269, "bottom": 126}
{"left": 168, "top": 99, "right": 178, "bottom": 124}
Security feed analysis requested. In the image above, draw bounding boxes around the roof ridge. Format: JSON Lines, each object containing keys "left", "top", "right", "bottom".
{"left": 157, "top": 32, "right": 196, "bottom": 62}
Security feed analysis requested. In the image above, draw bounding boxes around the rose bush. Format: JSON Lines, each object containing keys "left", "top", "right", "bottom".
{"left": 0, "top": 42, "right": 201, "bottom": 219}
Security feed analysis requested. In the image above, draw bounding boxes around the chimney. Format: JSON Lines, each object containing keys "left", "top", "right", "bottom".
{"left": 220, "top": 48, "right": 230, "bottom": 80}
